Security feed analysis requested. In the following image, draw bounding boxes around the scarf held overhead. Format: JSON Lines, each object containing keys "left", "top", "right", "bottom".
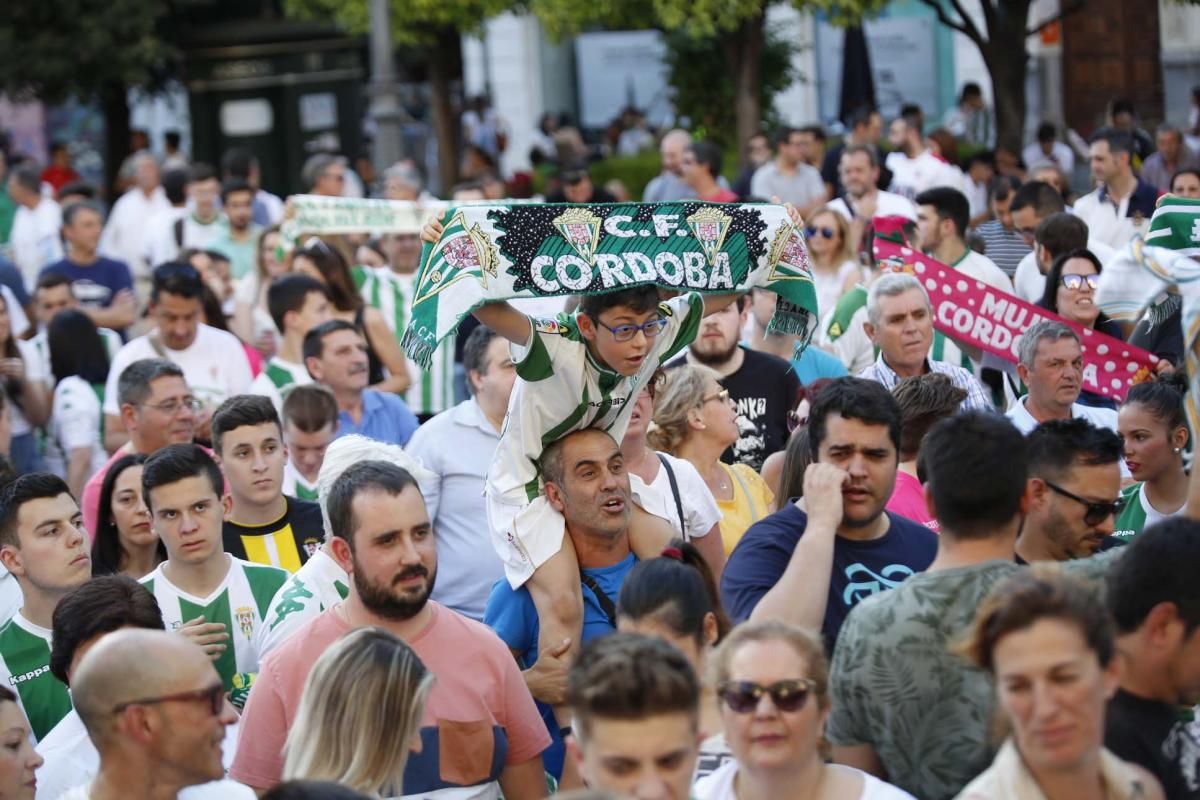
{"left": 400, "top": 202, "right": 819, "bottom": 369}
{"left": 872, "top": 234, "right": 1159, "bottom": 402}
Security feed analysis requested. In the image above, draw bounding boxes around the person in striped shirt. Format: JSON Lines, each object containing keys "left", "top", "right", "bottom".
{"left": 140, "top": 444, "right": 289, "bottom": 696}
{"left": 248, "top": 275, "right": 331, "bottom": 415}
{"left": 0, "top": 473, "right": 91, "bottom": 742}
{"left": 280, "top": 385, "right": 338, "bottom": 503}
{"left": 213, "top": 395, "right": 324, "bottom": 572}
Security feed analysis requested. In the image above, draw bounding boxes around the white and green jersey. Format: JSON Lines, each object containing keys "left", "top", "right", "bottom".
{"left": 491, "top": 292, "right": 704, "bottom": 502}
{"left": 140, "top": 556, "right": 289, "bottom": 690}
{"left": 248, "top": 356, "right": 312, "bottom": 415}
{"left": 0, "top": 613, "right": 71, "bottom": 742}
{"left": 257, "top": 549, "right": 349, "bottom": 655}
{"left": 354, "top": 265, "right": 456, "bottom": 417}
{"left": 1113, "top": 482, "right": 1185, "bottom": 541}
{"left": 281, "top": 462, "right": 319, "bottom": 502}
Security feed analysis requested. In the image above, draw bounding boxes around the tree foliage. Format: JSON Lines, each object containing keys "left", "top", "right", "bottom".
{"left": 663, "top": 27, "right": 797, "bottom": 148}
{"left": 281, "top": 0, "right": 516, "bottom": 45}
{"left": 0, "top": 0, "right": 175, "bottom": 102}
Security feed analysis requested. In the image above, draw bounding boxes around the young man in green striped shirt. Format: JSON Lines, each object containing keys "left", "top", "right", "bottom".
{"left": 139, "top": 444, "right": 289, "bottom": 698}
{"left": 247, "top": 274, "right": 331, "bottom": 415}
{"left": 0, "top": 473, "right": 92, "bottom": 742}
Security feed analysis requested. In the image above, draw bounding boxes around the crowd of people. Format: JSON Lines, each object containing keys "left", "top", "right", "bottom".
{"left": 0, "top": 85, "right": 1193, "bottom": 800}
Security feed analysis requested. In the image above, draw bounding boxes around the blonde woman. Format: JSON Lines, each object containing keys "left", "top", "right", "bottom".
{"left": 695, "top": 619, "right": 914, "bottom": 799}
{"left": 650, "top": 365, "right": 773, "bottom": 555}
{"left": 283, "top": 627, "right": 434, "bottom": 797}
{"left": 805, "top": 206, "right": 861, "bottom": 318}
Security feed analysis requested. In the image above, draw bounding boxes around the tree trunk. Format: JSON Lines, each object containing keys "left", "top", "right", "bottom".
{"left": 101, "top": 83, "right": 131, "bottom": 202}
{"left": 981, "top": 1, "right": 1033, "bottom": 156}
{"left": 428, "top": 26, "right": 462, "bottom": 196}
{"left": 727, "top": 12, "right": 765, "bottom": 168}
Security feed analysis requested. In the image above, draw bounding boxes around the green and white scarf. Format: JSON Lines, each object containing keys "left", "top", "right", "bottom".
{"left": 280, "top": 194, "right": 445, "bottom": 250}
{"left": 400, "top": 201, "right": 819, "bottom": 369}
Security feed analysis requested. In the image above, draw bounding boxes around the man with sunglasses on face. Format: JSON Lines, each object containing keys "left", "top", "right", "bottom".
{"left": 65, "top": 628, "right": 253, "bottom": 799}
{"left": 102, "top": 262, "right": 252, "bottom": 452}
{"left": 1015, "top": 418, "right": 1126, "bottom": 564}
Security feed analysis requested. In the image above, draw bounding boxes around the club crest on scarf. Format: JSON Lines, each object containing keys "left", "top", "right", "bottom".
{"left": 553, "top": 208, "right": 603, "bottom": 265}
{"left": 413, "top": 210, "right": 499, "bottom": 307}
{"left": 767, "top": 223, "right": 817, "bottom": 283}
{"left": 687, "top": 207, "right": 733, "bottom": 266}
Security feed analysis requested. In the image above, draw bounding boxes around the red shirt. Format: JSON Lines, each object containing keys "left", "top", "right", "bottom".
{"left": 703, "top": 188, "right": 739, "bottom": 203}
{"left": 41, "top": 166, "right": 80, "bottom": 195}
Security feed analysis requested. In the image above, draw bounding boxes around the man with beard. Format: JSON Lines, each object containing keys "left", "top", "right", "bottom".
{"left": 1015, "top": 418, "right": 1126, "bottom": 564}
{"left": 669, "top": 296, "right": 800, "bottom": 472}
{"left": 721, "top": 378, "right": 936, "bottom": 651}
{"left": 485, "top": 428, "right": 640, "bottom": 784}
{"left": 231, "top": 460, "right": 550, "bottom": 798}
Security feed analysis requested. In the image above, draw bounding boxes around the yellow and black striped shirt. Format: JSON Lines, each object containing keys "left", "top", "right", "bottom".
{"left": 222, "top": 496, "right": 325, "bottom": 573}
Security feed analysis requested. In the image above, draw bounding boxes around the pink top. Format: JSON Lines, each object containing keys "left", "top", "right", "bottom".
{"left": 886, "top": 470, "right": 939, "bottom": 533}
{"left": 230, "top": 601, "right": 550, "bottom": 793}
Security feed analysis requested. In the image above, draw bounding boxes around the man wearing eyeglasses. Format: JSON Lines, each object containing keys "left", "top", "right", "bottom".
{"left": 81, "top": 358, "right": 211, "bottom": 538}
{"left": 66, "top": 628, "right": 253, "bottom": 799}
{"left": 1016, "top": 418, "right": 1126, "bottom": 564}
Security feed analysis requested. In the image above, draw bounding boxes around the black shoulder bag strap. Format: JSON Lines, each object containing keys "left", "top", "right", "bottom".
{"left": 656, "top": 453, "right": 687, "bottom": 538}
{"left": 579, "top": 572, "right": 617, "bottom": 628}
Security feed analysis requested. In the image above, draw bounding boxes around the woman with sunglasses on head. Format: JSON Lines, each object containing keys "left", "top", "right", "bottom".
{"left": 955, "top": 568, "right": 1164, "bottom": 800}
{"left": 291, "top": 237, "right": 411, "bottom": 396}
{"left": 695, "top": 619, "right": 914, "bottom": 800}
{"left": 91, "top": 453, "right": 166, "bottom": 579}
{"left": 616, "top": 538, "right": 732, "bottom": 779}
{"left": 1114, "top": 373, "right": 1189, "bottom": 541}
{"left": 1037, "top": 248, "right": 1123, "bottom": 409}
{"left": 805, "top": 206, "right": 862, "bottom": 319}
{"left": 621, "top": 373, "right": 727, "bottom": 576}
{"left": 651, "top": 365, "right": 774, "bottom": 556}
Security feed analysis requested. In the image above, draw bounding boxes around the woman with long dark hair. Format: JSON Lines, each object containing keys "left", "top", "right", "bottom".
{"left": 91, "top": 454, "right": 164, "bottom": 578}
{"left": 45, "top": 310, "right": 110, "bottom": 497}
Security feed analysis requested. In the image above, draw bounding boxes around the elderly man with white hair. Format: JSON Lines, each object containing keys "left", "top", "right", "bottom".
{"left": 857, "top": 272, "right": 994, "bottom": 412}
{"left": 256, "top": 434, "right": 436, "bottom": 654}
{"left": 99, "top": 152, "right": 170, "bottom": 280}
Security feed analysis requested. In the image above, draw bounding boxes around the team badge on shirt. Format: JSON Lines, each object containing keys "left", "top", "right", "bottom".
{"left": 235, "top": 606, "right": 255, "bottom": 639}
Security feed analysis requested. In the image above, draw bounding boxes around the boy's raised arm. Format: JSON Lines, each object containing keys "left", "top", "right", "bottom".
{"left": 473, "top": 301, "right": 533, "bottom": 345}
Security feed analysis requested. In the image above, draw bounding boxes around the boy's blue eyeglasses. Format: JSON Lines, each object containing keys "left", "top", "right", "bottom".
{"left": 593, "top": 317, "right": 669, "bottom": 342}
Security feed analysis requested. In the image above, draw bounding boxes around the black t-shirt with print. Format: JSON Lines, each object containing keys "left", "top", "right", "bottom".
{"left": 1105, "top": 688, "right": 1200, "bottom": 799}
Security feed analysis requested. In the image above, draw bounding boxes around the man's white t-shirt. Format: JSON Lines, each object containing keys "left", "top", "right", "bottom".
{"left": 827, "top": 191, "right": 918, "bottom": 223}
{"left": 102, "top": 324, "right": 253, "bottom": 416}
{"left": 100, "top": 187, "right": 171, "bottom": 279}
{"left": 146, "top": 213, "right": 224, "bottom": 268}
{"left": 248, "top": 357, "right": 311, "bottom": 416}
{"left": 37, "top": 709, "right": 248, "bottom": 800}
{"left": 953, "top": 249, "right": 1014, "bottom": 294}
{"left": 1006, "top": 396, "right": 1119, "bottom": 435}
{"left": 886, "top": 150, "right": 964, "bottom": 200}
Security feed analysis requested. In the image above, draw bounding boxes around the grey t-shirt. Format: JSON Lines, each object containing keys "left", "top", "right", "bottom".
{"left": 749, "top": 161, "right": 825, "bottom": 206}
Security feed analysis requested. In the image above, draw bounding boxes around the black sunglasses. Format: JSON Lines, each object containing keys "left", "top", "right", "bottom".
{"left": 1043, "top": 480, "right": 1125, "bottom": 526}
{"left": 718, "top": 679, "right": 817, "bottom": 713}
{"left": 805, "top": 226, "right": 836, "bottom": 240}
